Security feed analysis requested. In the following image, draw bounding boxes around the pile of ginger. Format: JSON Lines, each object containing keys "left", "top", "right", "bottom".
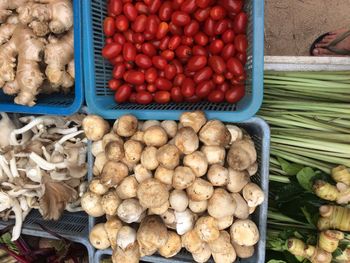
{"left": 0, "top": 0, "right": 74, "bottom": 106}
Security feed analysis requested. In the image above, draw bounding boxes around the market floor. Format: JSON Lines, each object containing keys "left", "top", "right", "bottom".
{"left": 265, "top": 0, "right": 350, "bottom": 56}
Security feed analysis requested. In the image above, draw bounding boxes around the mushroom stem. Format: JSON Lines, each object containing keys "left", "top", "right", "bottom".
{"left": 0, "top": 156, "right": 13, "bottom": 181}
{"left": 56, "top": 130, "right": 84, "bottom": 145}
{"left": 41, "top": 146, "right": 51, "bottom": 161}
{"left": 48, "top": 127, "right": 78, "bottom": 135}
{"left": 11, "top": 199, "right": 23, "bottom": 241}
{"left": 29, "top": 152, "right": 66, "bottom": 170}
{"left": 9, "top": 158, "right": 19, "bottom": 178}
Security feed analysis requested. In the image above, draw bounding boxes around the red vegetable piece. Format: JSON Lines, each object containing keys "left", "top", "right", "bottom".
{"left": 102, "top": 43, "right": 122, "bottom": 59}
{"left": 204, "top": 18, "right": 215, "bottom": 36}
{"left": 236, "top": 52, "right": 247, "bottom": 64}
{"left": 148, "top": 0, "right": 161, "bottom": 14}
{"left": 124, "top": 70, "right": 145, "bottom": 85}
{"left": 156, "top": 22, "right": 169, "bottom": 39}
{"left": 171, "top": 86, "right": 184, "bottom": 102}
{"left": 112, "top": 63, "right": 126, "bottom": 79}
{"left": 136, "top": 91, "right": 153, "bottom": 104}
{"left": 108, "top": 79, "right": 121, "bottom": 91}
{"left": 123, "top": 3, "right": 138, "bottom": 21}
{"left": 181, "top": 0, "right": 197, "bottom": 14}
{"left": 159, "top": 1, "right": 173, "bottom": 21}
{"left": 108, "top": 0, "right": 123, "bottom": 17}
{"left": 225, "top": 85, "right": 245, "bottom": 103}
{"left": 169, "top": 22, "right": 183, "bottom": 35}
{"left": 171, "top": 11, "right": 191, "bottom": 26}
{"left": 214, "top": 19, "right": 229, "bottom": 35}
{"left": 227, "top": 57, "right": 243, "bottom": 76}
{"left": 187, "top": 55, "right": 208, "bottom": 72}
{"left": 184, "top": 20, "right": 199, "bottom": 36}
{"left": 152, "top": 56, "right": 168, "bottom": 70}
{"left": 132, "top": 14, "right": 147, "bottom": 32}
{"left": 168, "top": 35, "right": 182, "bottom": 50}
{"left": 164, "top": 64, "right": 177, "bottom": 80}
{"left": 115, "top": 15, "right": 129, "bottom": 32}
{"left": 209, "top": 39, "right": 224, "bottom": 54}
{"left": 145, "top": 15, "right": 159, "bottom": 35}
{"left": 194, "top": 32, "right": 209, "bottom": 46}
{"left": 193, "top": 67, "right": 213, "bottom": 83}
{"left": 221, "top": 43, "right": 236, "bottom": 60}
{"left": 154, "top": 91, "right": 171, "bottom": 103}
{"left": 155, "top": 77, "right": 172, "bottom": 91}
{"left": 208, "top": 89, "right": 225, "bottom": 102}
{"left": 209, "top": 56, "right": 226, "bottom": 74}
{"left": 161, "top": 50, "right": 175, "bottom": 61}
{"left": 195, "top": 0, "right": 213, "bottom": 9}
{"left": 113, "top": 33, "right": 126, "bottom": 45}
{"left": 181, "top": 78, "right": 195, "bottom": 97}
{"left": 233, "top": 12, "right": 247, "bottom": 34}
{"left": 104, "top": 17, "right": 115, "bottom": 37}
{"left": 141, "top": 43, "right": 157, "bottom": 57}
{"left": 210, "top": 6, "right": 226, "bottom": 20}
{"left": 194, "top": 8, "right": 210, "bottom": 22}
{"left": 174, "top": 73, "right": 186, "bottom": 86}
{"left": 175, "top": 45, "right": 192, "bottom": 59}
{"left": 135, "top": 2, "right": 149, "bottom": 15}
{"left": 219, "top": 0, "right": 243, "bottom": 14}
{"left": 171, "top": 59, "right": 184, "bottom": 73}
{"left": 234, "top": 34, "right": 248, "bottom": 53}
{"left": 222, "top": 29, "right": 235, "bottom": 43}
{"left": 115, "top": 84, "right": 132, "bottom": 103}
{"left": 135, "top": 54, "right": 152, "bottom": 69}
{"left": 145, "top": 68, "right": 158, "bottom": 83}
{"left": 196, "top": 80, "right": 214, "bottom": 98}
{"left": 123, "top": 42, "right": 137, "bottom": 61}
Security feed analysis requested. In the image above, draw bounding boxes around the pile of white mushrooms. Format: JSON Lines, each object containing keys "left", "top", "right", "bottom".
{"left": 82, "top": 111, "right": 264, "bottom": 263}
{"left": 0, "top": 112, "right": 88, "bottom": 241}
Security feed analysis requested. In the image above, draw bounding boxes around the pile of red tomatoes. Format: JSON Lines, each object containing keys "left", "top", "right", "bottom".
{"left": 103, "top": 0, "right": 247, "bottom": 104}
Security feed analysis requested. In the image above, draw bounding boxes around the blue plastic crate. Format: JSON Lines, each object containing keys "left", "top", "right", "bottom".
{"left": 89, "top": 117, "right": 270, "bottom": 263}
{"left": 0, "top": 0, "right": 83, "bottom": 115}
{"left": 83, "top": 0, "right": 264, "bottom": 121}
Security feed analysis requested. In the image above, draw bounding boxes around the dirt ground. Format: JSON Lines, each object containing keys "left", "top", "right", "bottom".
{"left": 265, "top": 0, "right": 350, "bottom": 56}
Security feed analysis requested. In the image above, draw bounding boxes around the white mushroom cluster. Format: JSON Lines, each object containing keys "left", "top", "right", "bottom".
{"left": 83, "top": 111, "right": 264, "bottom": 263}
{"left": 0, "top": 113, "right": 88, "bottom": 241}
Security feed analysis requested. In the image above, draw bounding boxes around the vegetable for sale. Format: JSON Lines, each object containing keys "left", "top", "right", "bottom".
{"left": 83, "top": 111, "right": 263, "bottom": 263}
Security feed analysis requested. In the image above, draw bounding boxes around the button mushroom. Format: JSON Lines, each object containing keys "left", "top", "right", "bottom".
{"left": 137, "top": 178, "right": 169, "bottom": 209}
{"left": 227, "top": 168, "right": 250, "bottom": 193}
{"left": 123, "top": 140, "right": 143, "bottom": 164}
{"left": 189, "top": 200, "right": 208, "bottom": 214}
{"left": 199, "top": 120, "right": 231, "bottom": 147}
{"left": 201, "top": 145, "right": 226, "bottom": 165}
{"left": 208, "top": 189, "right": 236, "bottom": 219}
{"left": 117, "top": 198, "right": 144, "bottom": 223}
{"left": 232, "top": 241, "right": 255, "bottom": 259}
{"left": 227, "top": 138, "right": 257, "bottom": 171}
{"left": 217, "top": 215, "right": 234, "bottom": 230}
{"left": 89, "top": 179, "right": 108, "bottom": 195}
{"left": 175, "top": 209, "right": 195, "bottom": 235}
{"left": 82, "top": 115, "right": 110, "bottom": 141}
{"left": 101, "top": 190, "right": 121, "bottom": 216}
{"left": 169, "top": 190, "right": 188, "bottom": 212}
{"left": 194, "top": 216, "right": 220, "bottom": 242}
{"left": 158, "top": 231, "right": 182, "bottom": 258}
{"left": 116, "top": 176, "right": 138, "bottom": 200}
{"left": 112, "top": 243, "right": 140, "bottom": 263}
{"left": 179, "top": 111, "right": 207, "bottom": 133}
{"left": 207, "top": 164, "right": 229, "bottom": 186}
{"left": 172, "top": 166, "right": 195, "bottom": 190}
{"left": 105, "top": 141, "right": 124, "bottom": 161}
{"left": 133, "top": 164, "right": 152, "bottom": 183}
{"left": 154, "top": 166, "right": 174, "bottom": 186}
{"left": 186, "top": 178, "right": 214, "bottom": 201}
{"left": 231, "top": 193, "right": 249, "bottom": 219}
{"left": 183, "top": 151, "right": 208, "bottom": 177}
{"left": 140, "top": 146, "right": 159, "bottom": 170}
{"left": 113, "top": 114, "right": 138, "bottom": 137}
{"left": 242, "top": 182, "right": 265, "bottom": 208}
{"left": 174, "top": 127, "right": 199, "bottom": 154}
{"left": 148, "top": 200, "right": 170, "bottom": 215}
{"left": 192, "top": 243, "right": 212, "bottom": 263}
{"left": 156, "top": 144, "right": 180, "bottom": 170}
{"left": 143, "top": 126, "right": 168, "bottom": 147}
{"left": 117, "top": 226, "right": 137, "bottom": 250}
{"left": 160, "top": 120, "right": 178, "bottom": 138}
{"left": 89, "top": 223, "right": 110, "bottom": 250}
{"left": 104, "top": 216, "right": 123, "bottom": 250}
{"left": 81, "top": 191, "right": 104, "bottom": 217}
{"left": 230, "top": 219, "right": 260, "bottom": 246}
{"left": 100, "top": 161, "right": 129, "bottom": 187}
{"left": 142, "top": 120, "right": 160, "bottom": 131}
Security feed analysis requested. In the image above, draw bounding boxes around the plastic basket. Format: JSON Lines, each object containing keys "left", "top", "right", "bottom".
{"left": 0, "top": 210, "right": 94, "bottom": 262}
{"left": 83, "top": 1, "right": 264, "bottom": 122}
{"left": 0, "top": 0, "right": 84, "bottom": 115}
{"left": 89, "top": 117, "right": 270, "bottom": 263}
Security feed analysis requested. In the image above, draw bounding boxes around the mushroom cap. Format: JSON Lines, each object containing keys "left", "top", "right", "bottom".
{"left": 160, "top": 120, "right": 178, "bottom": 138}
{"left": 208, "top": 230, "right": 232, "bottom": 254}
{"left": 124, "top": 140, "right": 143, "bottom": 164}
{"left": 82, "top": 115, "right": 110, "bottom": 141}
{"left": 227, "top": 168, "right": 250, "bottom": 193}
{"left": 89, "top": 179, "right": 109, "bottom": 195}
{"left": 172, "top": 166, "right": 196, "bottom": 190}
{"left": 230, "top": 219, "right": 259, "bottom": 246}
{"left": 137, "top": 178, "right": 169, "bottom": 209}
{"left": 174, "top": 127, "right": 199, "bottom": 154}
{"left": 212, "top": 245, "right": 237, "bottom": 263}
{"left": 105, "top": 141, "right": 124, "bottom": 161}
{"left": 101, "top": 190, "right": 122, "bottom": 216}
{"left": 116, "top": 226, "right": 137, "bottom": 250}
{"left": 81, "top": 191, "right": 104, "bottom": 217}
{"left": 207, "top": 164, "right": 229, "bottom": 186}
{"left": 142, "top": 120, "right": 160, "bottom": 131}
{"left": 158, "top": 231, "right": 182, "bottom": 258}
{"left": 217, "top": 215, "right": 234, "bottom": 230}
{"left": 134, "top": 164, "right": 152, "bottom": 183}
{"left": 175, "top": 209, "right": 195, "bottom": 235}
{"left": 231, "top": 193, "right": 249, "bottom": 219}
{"left": 199, "top": 120, "right": 231, "bottom": 147}
{"left": 104, "top": 217, "right": 123, "bottom": 250}
{"left": 117, "top": 198, "right": 144, "bottom": 224}
{"left": 114, "top": 114, "right": 138, "bottom": 137}
{"left": 194, "top": 216, "right": 220, "bottom": 242}
{"left": 112, "top": 243, "right": 140, "bottom": 263}
{"left": 201, "top": 145, "right": 226, "bottom": 165}
{"left": 148, "top": 201, "right": 170, "bottom": 215}
{"left": 186, "top": 178, "right": 214, "bottom": 201}
{"left": 116, "top": 176, "right": 138, "bottom": 199}
{"left": 156, "top": 144, "right": 180, "bottom": 170}
{"left": 89, "top": 223, "right": 110, "bottom": 250}
{"left": 183, "top": 151, "right": 208, "bottom": 177}
{"left": 143, "top": 126, "right": 168, "bottom": 147}
{"left": 208, "top": 188, "right": 236, "bottom": 219}
{"left": 192, "top": 243, "right": 212, "bottom": 263}
{"left": 227, "top": 139, "right": 257, "bottom": 171}
{"left": 189, "top": 200, "right": 208, "bottom": 214}
{"left": 242, "top": 182, "right": 264, "bottom": 208}
{"left": 137, "top": 216, "right": 168, "bottom": 255}
{"left": 141, "top": 146, "right": 159, "bottom": 170}
{"left": 100, "top": 161, "right": 129, "bottom": 187}
{"left": 181, "top": 229, "right": 203, "bottom": 253}
{"left": 180, "top": 111, "right": 207, "bottom": 133}
{"left": 154, "top": 166, "right": 174, "bottom": 185}
{"left": 169, "top": 190, "right": 189, "bottom": 212}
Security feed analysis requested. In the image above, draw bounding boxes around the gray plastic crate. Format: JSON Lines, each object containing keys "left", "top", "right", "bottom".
{"left": 89, "top": 117, "right": 270, "bottom": 263}
{"left": 0, "top": 210, "right": 94, "bottom": 262}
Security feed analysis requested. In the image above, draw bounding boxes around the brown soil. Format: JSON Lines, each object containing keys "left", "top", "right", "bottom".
{"left": 265, "top": 0, "right": 350, "bottom": 56}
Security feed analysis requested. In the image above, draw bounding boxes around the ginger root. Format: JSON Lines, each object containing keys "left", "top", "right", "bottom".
{"left": 287, "top": 238, "right": 332, "bottom": 263}
{"left": 0, "top": 0, "right": 27, "bottom": 23}
{"left": 318, "top": 230, "right": 344, "bottom": 253}
{"left": 318, "top": 205, "right": 350, "bottom": 231}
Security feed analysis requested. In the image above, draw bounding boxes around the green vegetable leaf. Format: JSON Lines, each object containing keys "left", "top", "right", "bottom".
{"left": 296, "top": 167, "right": 316, "bottom": 192}
{"left": 277, "top": 157, "right": 304, "bottom": 176}
{"left": 300, "top": 207, "right": 316, "bottom": 227}
{"left": 267, "top": 260, "right": 287, "bottom": 263}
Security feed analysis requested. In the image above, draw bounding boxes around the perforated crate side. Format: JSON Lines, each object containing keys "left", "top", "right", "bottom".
{"left": 83, "top": 0, "right": 264, "bottom": 122}
{"left": 89, "top": 117, "right": 270, "bottom": 263}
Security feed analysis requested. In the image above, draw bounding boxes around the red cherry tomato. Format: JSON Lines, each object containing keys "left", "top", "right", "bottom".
{"left": 171, "top": 11, "right": 191, "bottom": 26}
{"left": 225, "top": 85, "right": 245, "bottom": 103}
{"left": 174, "top": 73, "right": 186, "bottom": 86}
{"left": 196, "top": 80, "right": 214, "bottom": 98}
{"left": 115, "top": 15, "right": 129, "bottom": 32}
{"left": 169, "top": 22, "right": 183, "bottom": 35}
{"left": 204, "top": 18, "right": 215, "bottom": 36}
{"left": 214, "top": 19, "right": 229, "bottom": 35}
{"left": 133, "top": 33, "right": 144, "bottom": 44}
{"left": 221, "top": 43, "right": 236, "bottom": 60}
{"left": 129, "top": 92, "right": 137, "bottom": 103}
{"left": 236, "top": 52, "right": 247, "bottom": 64}
{"left": 209, "top": 56, "right": 226, "bottom": 74}
{"left": 135, "top": 2, "right": 149, "bottom": 15}
{"left": 164, "top": 64, "right": 177, "bottom": 80}
{"left": 168, "top": 35, "right": 182, "bottom": 50}
{"left": 155, "top": 77, "right": 172, "bottom": 91}
{"left": 154, "top": 91, "right": 171, "bottom": 103}
{"left": 184, "top": 20, "right": 199, "bottom": 36}
{"left": 132, "top": 14, "right": 147, "bottom": 32}
{"left": 175, "top": 45, "right": 192, "bottom": 59}
{"left": 159, "top": 1, "right": 173, "bottom": 21}
{"left": 156, "top": 22, "right": 169, "bottom": 39}
{"left": 108, "top": 0, "right": 122, "bottom": 17}
{"left": 123, "top": 42, "right": 136, "bottom": 61}
{"left": 135, "top": 54, "right": 152, "bottom": 69}
{"left": 210, "top": 6, "right": 226, "bottom": 20}
{"left": 148, "top": 0, "right": 161, "bottom": 14}
{"left": 209, "top": 39, "right": 224, "bottom": 54}
{"left": 112, "top": 63, "right": 126, "bottom": 79}
{"left": 234, "top": 34, "right": 248, "bottom": 53}
{"left": 219, "top": 0, "right": 243, "bottom": 14}
{"left": 123, "top": 30, "right": 134, "bottom": 43}
{"left": 213, "top": 74, "right": 225, "bottom": 85}
{"left": 171, "top": 86, "right": 184, "bottom": 102}
{"left": 181, "top": 36, "right": 194, "bottom": 46}
{"left": 113, "top": 33, "right": 126, "bottom": 45}
{"left": 105, "top": 38, "right": 113, "bottom": 44}
{"left": 161, "top": 50, "right": 175, "bottom": 61}
{"left": 222, "top": 29, "right": 235, "bottom": 43}
{"left": 185, "top": 94, "right": 201, "bottom": 103}
{"left": 193, "top": 67, "right": 213, "bottom": 83}
{"left": 152, "top": 56, "right": 168, "bottom": 70}
{"left": 147, "top": 84, "right": 157, "bottom": 92}
{"left": 187, "top": 55, "right": 207, "bottom": 72}
{"left": 227, "top": 57, "right": 243, "bottom": 76}
{"left": 192, "top": 45, "right": 207, "bottom": 56}
{"left": 136, "top": 91, "right": 153, "bottom": 104}
{"left": 218, "top": 82, "right": 230, "bottom": 93}
{"left": 208, "top": 89, "right": 225, "bottom": 102}
{"left": 124, "top": 70, "right": 145, "bottom": 85}
{"left": 102, "top": 43, "right": 122, "bottom": 59}
{"left": 145, "top": 68, "right": 158, "bottom": 83}
{"left": 181, "top": 78, "right": 196, "bottom": 97}
{"left": 108, "top": 79, "right": 121, "bottom": 91}
{"left": 145, "top": 15, "right": 159, "bottom": 35}
{"left": 195, "top": 0, "right": 213, "bottom": 8}
{"left": 104, "top": 17, "right": 115, "bottom": 37}
{"left": 159, "top": 36, "right": 170, "bottom": 50}
{"left": 141, "top": 43, "right": 157, "bottom": 57}
{"left": 171, "top": 59, "right": 184, "bottom": 73}
{"left": 181, "top": 0, "right": 197, "bottom": 13}
{"left": 194, "top": 8, "right": 210, "bottom": 22}
{"left": 123, "top": 3, "right": 137, "bottom": 21}
{"left": 194, "top": 32, "right": 209, "bottom": 46}
{"left": 115, "top": 84, "right": 132, "bottom": 103}
{"left": 136, "top": 84, "right": 147, "bottom": 92}
{"left": 233, "top": 12, "right": 247, "bottom": 34}
{"left": 110, "top": 54, "right": 124, "bottom": 65}
{"left": 172, "top": 0, "right": 185, "bottom": 9}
